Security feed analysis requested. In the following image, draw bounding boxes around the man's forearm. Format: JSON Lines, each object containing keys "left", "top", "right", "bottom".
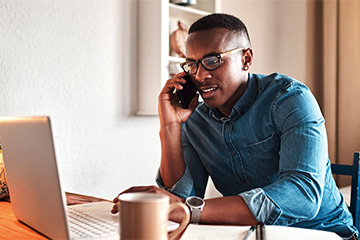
{"left": 201, "top": 196, "right": 258, "bottom": 225}
{"left": 159, "top": 123, "right": 186, "bottom": 188}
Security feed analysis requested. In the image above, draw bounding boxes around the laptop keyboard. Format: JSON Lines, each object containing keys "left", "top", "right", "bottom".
{"left": 67, "top": 207, "right": 119, "bottom": 239}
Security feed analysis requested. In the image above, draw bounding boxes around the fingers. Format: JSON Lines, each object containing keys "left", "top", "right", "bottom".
{"left": 113, "top": 186, "right": 157, "bottom": 203}
{"left": 188, "top": 93, "right": 200, "bottom": 111}
{"left": 161, "top": 73, "right": 188, "bottom": 95}
{"left": 113, "top": 194, "right": 120, "bottom": 203}
{"left": 111, "top": 186, "right": 165, "bottom": 214}
{"left": 111, "top": 201, "right": 119, "bottom": 214}
{"left": 175, "top": 71, "right": 187, "bottom": 81}
{"left": 111, "top": 185, "right": 184, "bottom": 214}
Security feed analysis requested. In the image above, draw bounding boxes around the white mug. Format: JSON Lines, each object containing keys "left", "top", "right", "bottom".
{"left": 119, "top": 192, "right": 190, "bottom": 240}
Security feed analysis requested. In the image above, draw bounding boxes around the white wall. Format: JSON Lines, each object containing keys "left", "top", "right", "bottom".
{"left": 0, "top": 0, "right": 161, "bottom": 200}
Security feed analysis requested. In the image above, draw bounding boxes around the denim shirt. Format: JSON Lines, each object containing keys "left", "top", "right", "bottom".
{"left": 156, "top": 73, "right": 358, "bottom": 238}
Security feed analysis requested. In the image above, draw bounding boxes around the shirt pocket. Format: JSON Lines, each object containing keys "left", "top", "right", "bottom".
{"left": 245, "top": 133, "right": 280, "bottom": 183}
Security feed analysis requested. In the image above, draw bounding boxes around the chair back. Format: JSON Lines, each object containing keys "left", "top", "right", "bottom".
{"left": 331, "top": 152, "right": 360, "bottom": 231}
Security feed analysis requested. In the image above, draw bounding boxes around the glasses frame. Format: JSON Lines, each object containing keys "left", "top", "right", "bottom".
{"left": 180, "top": 47, "right": 246, "bottom": 75}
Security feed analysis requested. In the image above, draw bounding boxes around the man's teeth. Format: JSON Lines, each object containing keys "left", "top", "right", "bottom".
{"left": 202, "top": 88, "right": 216, "bottom": 93}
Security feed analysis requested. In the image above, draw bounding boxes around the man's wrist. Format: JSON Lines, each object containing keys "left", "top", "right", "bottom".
{"left": 185, "top": 196, "right": 205, "bottom": 223}
{"left": 160, "top": 122, "right": 182, "bottom": 132}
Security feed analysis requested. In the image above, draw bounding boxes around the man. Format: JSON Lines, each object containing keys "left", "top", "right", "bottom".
{"left": 113, "top": 13, "right": 357, "bottom": 239}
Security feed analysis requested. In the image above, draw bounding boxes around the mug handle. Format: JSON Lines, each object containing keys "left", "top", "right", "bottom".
{"left": 168, "top": 202, "right": 190, "bottom": 240}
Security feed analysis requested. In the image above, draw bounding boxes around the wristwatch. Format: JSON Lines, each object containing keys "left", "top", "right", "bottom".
{"left": 185, "top": 196, "right": 205, "bottom": 223}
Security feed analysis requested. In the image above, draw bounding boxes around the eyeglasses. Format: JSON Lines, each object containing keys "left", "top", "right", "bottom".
{"left": 180, "top": 47, "right": 246, "bottom": 75}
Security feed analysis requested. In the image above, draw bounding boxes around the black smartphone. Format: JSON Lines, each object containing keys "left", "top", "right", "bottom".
{"left": 177, "top": 74, "right": 197, "bottom": 109}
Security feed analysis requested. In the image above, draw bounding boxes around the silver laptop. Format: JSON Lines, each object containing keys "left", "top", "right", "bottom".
{"left": 0, "top": 116, "right": 121, "bottom": 239}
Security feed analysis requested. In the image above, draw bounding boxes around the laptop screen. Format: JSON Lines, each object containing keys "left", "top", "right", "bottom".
{"left": 0, "top": 116, "right": 70, "bottom": 239}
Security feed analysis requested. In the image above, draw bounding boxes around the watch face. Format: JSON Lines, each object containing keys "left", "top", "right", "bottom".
{"left": 188, "top": 197, "right": 203, "bottom": 207}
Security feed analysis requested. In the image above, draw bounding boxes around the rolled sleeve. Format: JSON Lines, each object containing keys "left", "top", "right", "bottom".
{"left": 239, "top": 188, "right": 282, "bottom": 224}
{"left": 156, "top": 167, "right": 195, "bottom": 199}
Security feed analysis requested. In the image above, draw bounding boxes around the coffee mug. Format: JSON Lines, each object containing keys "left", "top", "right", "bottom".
{"left": 118, "top": 192, "right": 190, "bottom": 240}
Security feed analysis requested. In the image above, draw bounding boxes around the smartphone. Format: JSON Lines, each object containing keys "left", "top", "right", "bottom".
{"left": 177, "top": 74, "right": 197, "bottom": 109}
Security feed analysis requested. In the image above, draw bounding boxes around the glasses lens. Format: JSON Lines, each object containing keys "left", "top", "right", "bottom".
{"left": 202, "top": 56, "right": 220, "bottom": 70}
{"left": 182, "top": 61, "right": 197, "bottom": 75}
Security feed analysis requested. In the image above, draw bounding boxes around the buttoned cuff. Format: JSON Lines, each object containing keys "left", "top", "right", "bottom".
{"left": 156, "top": 167, "right": 195, "bottom": 199}
{"left": 239, "top": 188, "right": 283, "bottom": 224}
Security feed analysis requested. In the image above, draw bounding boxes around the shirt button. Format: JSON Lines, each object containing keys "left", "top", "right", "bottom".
{"left": 232, "top": 151, "right": 236, "bottom": 155}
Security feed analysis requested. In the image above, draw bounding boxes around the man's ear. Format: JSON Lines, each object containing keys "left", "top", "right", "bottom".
{"left": 243, "top": 48, "right": 254, "bottom": 66}
{"left": 242, "top": 48, "right": 253, "bottom": 71}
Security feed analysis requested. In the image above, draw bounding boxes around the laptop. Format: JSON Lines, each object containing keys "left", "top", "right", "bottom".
{"left": 0, "top": 116, "right": 178, "bottom": 239}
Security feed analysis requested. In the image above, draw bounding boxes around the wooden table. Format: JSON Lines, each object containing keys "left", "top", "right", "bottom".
{"left": 0, "top": 193, "right": 108, "bottom": 239}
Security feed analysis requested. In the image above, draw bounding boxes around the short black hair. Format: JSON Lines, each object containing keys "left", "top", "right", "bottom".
{"left": 189, "top": 13, "right": 251, "bottom": 46}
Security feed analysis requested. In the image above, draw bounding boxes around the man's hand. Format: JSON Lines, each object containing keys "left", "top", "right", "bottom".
{"left": 158, "top": 73, "right": 198, "bottom": 188}
{"left": 158, "top": 72, "right": 199, "bottom": 128}
{"left": 111, "top": 185, "right": 183, "bottom": 213}
{"left": 111, "top": 186, "right": 187, "bottom": 223}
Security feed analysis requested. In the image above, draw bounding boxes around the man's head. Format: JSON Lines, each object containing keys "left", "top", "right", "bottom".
{"left": 183, "top": 13, "right": 253, "bottom": 116}
{"left": 188, "top": 13, "right": 251, "bottom": 49}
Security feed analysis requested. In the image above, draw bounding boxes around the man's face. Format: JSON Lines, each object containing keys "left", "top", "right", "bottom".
{"left": 185, "top": 28, "right": 250, "bottom": 115}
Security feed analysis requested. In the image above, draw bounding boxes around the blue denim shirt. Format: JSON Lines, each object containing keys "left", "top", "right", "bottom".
{"left": 157, "top": 73, "right": 358, "bottom": 238}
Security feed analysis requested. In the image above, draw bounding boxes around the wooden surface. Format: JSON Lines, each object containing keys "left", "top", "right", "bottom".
{"left": 0, "top": 192, "right": 108, "bottom": 239}
{"left": 0, "top": 199, "right": 47, "bottom": 239}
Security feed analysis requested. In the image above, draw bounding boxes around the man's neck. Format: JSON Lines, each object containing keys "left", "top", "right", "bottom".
{"left": 218, "top": 79, "right": 249, "bottom": 117}
{"left": 218, "top": 106, "right": 232, "bottom": 117}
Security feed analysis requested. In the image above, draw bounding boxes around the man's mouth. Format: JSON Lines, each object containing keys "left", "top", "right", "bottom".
{"left": 200, "top": 87, "right": 217, "bottom": 98}
{"left": 202, "top": 87, "right": 216, "bottom": 93}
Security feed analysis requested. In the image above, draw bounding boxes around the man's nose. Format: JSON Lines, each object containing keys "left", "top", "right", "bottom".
{"left": 194, "top": 64, "right": 211, "bottom": 83}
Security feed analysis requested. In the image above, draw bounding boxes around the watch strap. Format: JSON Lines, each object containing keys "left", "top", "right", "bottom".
{"left": 190, "top": 208, "right": 202, "bottom": 223}
{"left": 186, "top": 196, "right": 205, "bottom": 224}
